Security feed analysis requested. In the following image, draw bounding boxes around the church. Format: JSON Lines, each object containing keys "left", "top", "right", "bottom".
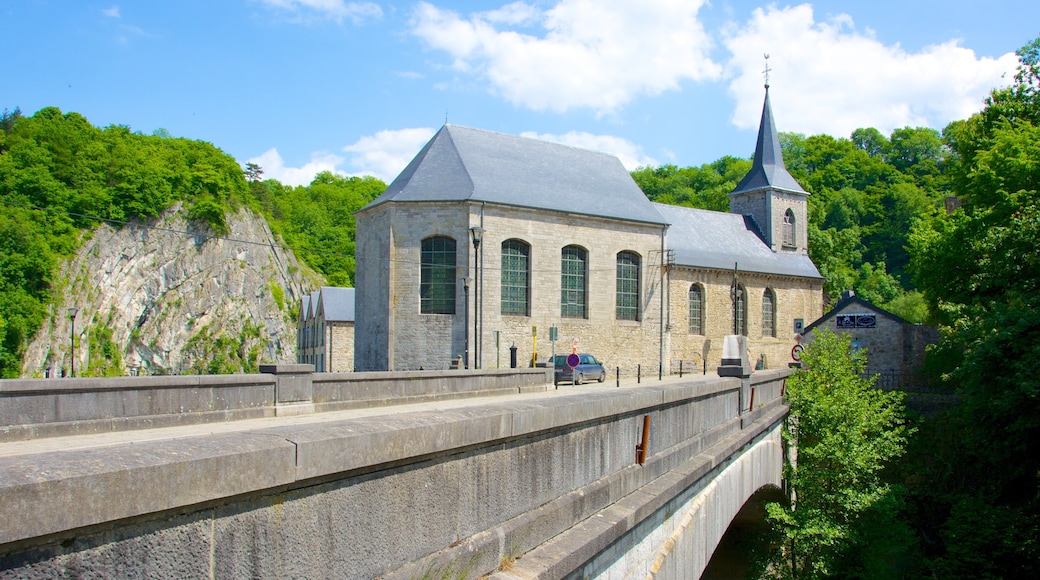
{"left": 353, "top": 88, "right": 824, "bottom": 373}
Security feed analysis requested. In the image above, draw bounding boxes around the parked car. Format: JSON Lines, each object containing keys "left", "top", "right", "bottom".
{"left": 553, "top": 353, "right": 607, "bottom": 385}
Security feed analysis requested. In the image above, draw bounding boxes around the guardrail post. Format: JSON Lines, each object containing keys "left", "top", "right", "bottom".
{"left": 259, "top": 363, "right": 316, "bottom": 415}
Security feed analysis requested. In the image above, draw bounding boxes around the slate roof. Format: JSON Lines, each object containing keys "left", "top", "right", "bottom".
{"left": 318, "top": 287, "right": 355, "bottom": 323}
{"left": 730, "top": 88, "right": 808, "bottom": 197}
{"left": 362, "top": 124, "right": 668, "bottom": 226}
{"left": 653, "top": 202, "right": 822, "bottom": 279}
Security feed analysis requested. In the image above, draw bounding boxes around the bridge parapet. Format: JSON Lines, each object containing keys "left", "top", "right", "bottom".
{"left": 0, "top": 370, "right": 791, "bottom": 579}
{"left": 0, "top": 366, "right": 551, "bottom": 442}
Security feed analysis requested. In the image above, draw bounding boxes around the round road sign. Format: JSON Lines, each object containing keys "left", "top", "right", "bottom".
{"left": 567, "top": 353, "right": 580, "bottom": 368}
{"left": 791, "top": 344, "right": 805, "bottom": 362}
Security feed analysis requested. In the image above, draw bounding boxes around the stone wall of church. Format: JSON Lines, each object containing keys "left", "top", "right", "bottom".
{"left": 358, "top": 200, "right": 824, "bottom": 375}
{"left": 473, "top": 204, "right": 667, "bottom": 375}
{"left": 667, "top": 268, "right": 823, "bottom": 372}
{"left": 769, "top": 191, "right": 809, "bottom": 255}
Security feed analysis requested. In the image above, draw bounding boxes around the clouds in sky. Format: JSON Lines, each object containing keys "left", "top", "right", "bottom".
{"left": 409, "top": 0, "right": 721, "bottom": 114}
{"left": 254, "top": 128, "right": 438, "bottom": 186}
{"left": 723, "top": 4, "right": 1018, "bottom": 137}
{"left": 262, "top": 0, "right": 1018, "bottom": 185}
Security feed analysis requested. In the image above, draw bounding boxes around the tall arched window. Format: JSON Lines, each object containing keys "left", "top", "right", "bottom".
{"left": 689, "top": 284, "right": 704, "bottom": 334}
{"left": 501, "top": 239, "right": 530, "bottom": 316}
{"left": 616, "top": 251, "right": 640, "bottom": 321}
{"left": 561, "top": 245, "right": 587, "bottom": 318}
{"left": 733, "top": 285, "right": 747, "bottom": 335}
{"left": 763, "top": 288, "right": 776, "bottom": 338}
{"left": 782, "top": 209, "right": 796, "bottom": 247}
{"left": 420, "top": 236, "right": 456, "bottom": 314}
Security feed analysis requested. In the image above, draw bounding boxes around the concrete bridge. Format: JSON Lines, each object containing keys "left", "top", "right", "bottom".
{"left": 0, "top": 365, "right": 790, "bottom": 579}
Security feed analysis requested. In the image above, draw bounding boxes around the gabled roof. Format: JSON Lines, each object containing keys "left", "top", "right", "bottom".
{"left": 361, "top": 124, "right": 668, "bottom": 226}
{"left": 317, "top": 287, "right": 355, "bottom": 323}
{"left": 803, "top": 292, "right": 906, "bottom": 334}
{"left": 730, "top": 87, "right": 808, "bottom": 197}
{"left": 654, "top": 202, "right": 822, "bottom": 279}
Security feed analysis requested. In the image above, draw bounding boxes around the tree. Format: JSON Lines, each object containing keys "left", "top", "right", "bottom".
{"left": 758, "top": 329, "right": 914, "bottom": 579}
{"left": 902, "top": 36, "right": 1040, "bottom": 577}
{"left": 244, "top": 162, "right": 263, "bottom": 183}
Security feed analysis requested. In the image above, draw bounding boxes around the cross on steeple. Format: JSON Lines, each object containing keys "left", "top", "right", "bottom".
{"left": 763, "top": 54, "right": 772, "bottom": 89}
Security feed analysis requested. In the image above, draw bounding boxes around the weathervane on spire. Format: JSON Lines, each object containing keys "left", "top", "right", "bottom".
{"left": 763, "top": 54, "right": 772, "bottom": 89}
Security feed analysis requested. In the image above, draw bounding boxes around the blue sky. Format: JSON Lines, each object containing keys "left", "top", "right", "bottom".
{"left": 4, "top": 1, "right": 1036, "bottom": 186}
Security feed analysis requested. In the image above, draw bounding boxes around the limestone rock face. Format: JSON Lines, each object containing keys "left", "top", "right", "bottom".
{"left": 21, "top": 205, "right": 318, "bottom": 377}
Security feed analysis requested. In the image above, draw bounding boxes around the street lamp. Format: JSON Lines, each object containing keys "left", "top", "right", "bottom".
{"left": 730, "top": 263, "right": 744, "bottom": 336}
{"left": 67, "top": 307, "right": 79, "bottom": 377}
{"left": 469, "top": 226, "right": 484, "bottom": 369}
{"left": 461, "top": 276, "right": 472, "bottom": 369}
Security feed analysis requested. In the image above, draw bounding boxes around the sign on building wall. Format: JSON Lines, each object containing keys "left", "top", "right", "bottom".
{"left": 836, "top": 313, "right": 877, "bottom": 328}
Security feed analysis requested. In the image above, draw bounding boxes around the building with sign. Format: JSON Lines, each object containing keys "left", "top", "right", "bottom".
{"left": 803, "top": 290, "right": 938, "bottom": 387}
{"left": 352, "top": 88, "right": 825, "bottom": 373}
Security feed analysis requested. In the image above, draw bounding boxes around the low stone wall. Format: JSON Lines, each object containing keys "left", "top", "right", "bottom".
{"left": 0, "top": 370, "right": 790, "bottom": 579}
{"left": 0, "top": 366, "right": 552, "bottom": 442}
{"left": 0, "top": 374, "right": 277, "bottom": 442}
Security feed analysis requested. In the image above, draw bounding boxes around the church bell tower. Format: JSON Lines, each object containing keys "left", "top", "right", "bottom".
{"left": 729, "top": 80, "right": 809, "bottom": 255}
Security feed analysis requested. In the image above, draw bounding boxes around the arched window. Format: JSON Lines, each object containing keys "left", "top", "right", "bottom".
{"left": 501, "top": 239, "right": 530, "bottom": 316}
{"left": 616, "top": 251, "right": 640, "bottom": 321}
{"left": 733, "top": 285, "right": 747, "bottom": 336}
{"left": 561, "top": 245, "right": 587, "bottom": 318}
{"left": 420, "top": 236, "right": 456, "bottom": 314}
{"left": 763, "top": 288, "right": 776, "bottom": 338}
{"left": 782, "top": 209, "right": 796, "bottom": 247}
{"left": 689, "top": 284, "right": 704, "bottom": 334}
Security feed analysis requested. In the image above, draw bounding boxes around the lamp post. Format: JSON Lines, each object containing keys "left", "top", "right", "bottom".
{"left": 730, "top": 263, "right": 744, "bottom": 336}
{"left": 461, "top": 276, "right": 472, "bottom": 369}
{"left": 67, "top": 307, "right": 79, "bottom": 377}
{"left": 469, "top": 226, "right": 484, "bottom": 369}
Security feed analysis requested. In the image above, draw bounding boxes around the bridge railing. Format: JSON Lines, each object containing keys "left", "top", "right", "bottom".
{"left": 0, "top": 365, "right": 551, "bottom": 442}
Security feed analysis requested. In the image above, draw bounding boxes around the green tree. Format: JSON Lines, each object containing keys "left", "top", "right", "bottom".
{"left": 759, "top": 329, "right": 914, "bottom": 579}
{"left": 902, "top": 36, "right": 1040, "bottom": 577}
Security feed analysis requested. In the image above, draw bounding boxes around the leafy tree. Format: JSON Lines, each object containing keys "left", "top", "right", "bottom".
{"left": 902, "top": 36, "right": 1040, "bottom": 577}
{"left": 259, "top": 170, "right": 384, "bottom": 286}
{"left": 758, "top": 329, "right": 915, "bottom": 579}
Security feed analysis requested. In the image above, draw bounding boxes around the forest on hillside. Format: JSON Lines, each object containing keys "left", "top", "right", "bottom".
{"left": 0, "top": 108, "right": 383, "bottom": 379}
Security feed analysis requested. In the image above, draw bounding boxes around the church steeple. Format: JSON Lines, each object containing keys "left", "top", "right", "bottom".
{"left": 729, "top": 82, "right": 810, "bottom": 255}
{"left": 731, "top": 86, "right": 807, "bottom": 197}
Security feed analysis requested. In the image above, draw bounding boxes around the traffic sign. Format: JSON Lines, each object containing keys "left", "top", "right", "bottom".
{"left": 791, "top": 344, "right": 805, "bottom": 362}
{"left": 567, "top": 353, "right": 580, "bottom": 368}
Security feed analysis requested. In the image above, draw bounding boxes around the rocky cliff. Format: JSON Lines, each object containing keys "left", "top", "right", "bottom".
{"left": 21, "top": 204, "right": 319, "bottom": 377}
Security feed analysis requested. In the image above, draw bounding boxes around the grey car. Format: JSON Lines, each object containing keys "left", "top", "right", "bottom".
{"left": 553, "top": 354, "right": 607, "bottom": 385}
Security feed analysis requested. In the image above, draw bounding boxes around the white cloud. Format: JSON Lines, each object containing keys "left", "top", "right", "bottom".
{"left": 519, "top": 131, "right": 658, "bottom": 170}
{"left": 248, "top": 148, "right": 346, "bottom": 187}
{"left": 103, "top": 5, "right": 120, "bottom": 18}
{"left": 343, "top": 128, "right": 437, "bottom": 183}
{"left": 258, "top": 0, "right": 382, "bottom": 24}
{"left": 409, "top": 0, "right": 721, "bottom": 115}
{"left": 723, "top": 3, "right": 1018, "bottom": 138}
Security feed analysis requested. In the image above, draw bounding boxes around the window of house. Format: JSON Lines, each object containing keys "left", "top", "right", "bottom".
{"left": 501, "top": 239, "right": 530, "bottom": 316}
{"left": 782, "top": 209, "right": 796, "bottom": 247}
{"left": 689, "top": 284, "right": 704, "bottom": 334}
{"left": 561, "top": 245, "right": 587, "bottom": 318}
{"left": 763, "top": 288, "right": 776, "bottom": 338}
{"left": 616, "top": 251, "right": 640, "bottom": 321}
{"left": 420, "top": 235, "right": 456, "bottom": 314}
